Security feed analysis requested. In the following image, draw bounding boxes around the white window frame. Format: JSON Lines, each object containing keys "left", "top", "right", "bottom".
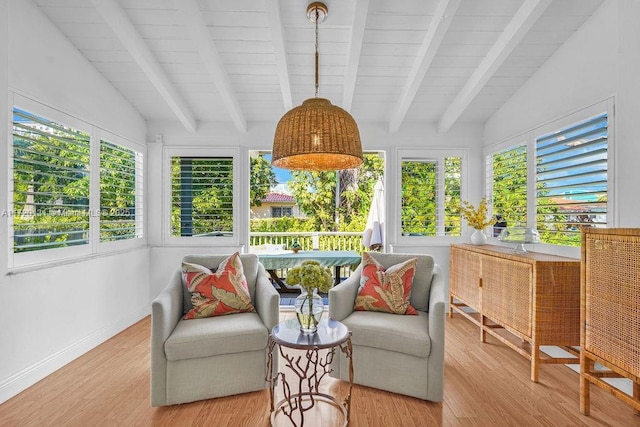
{"left": 395, "top": 148, "right": 468, "bottom": 246}
{"left": 162, "top": 146, "right": 240, "bottom": 247}
{"left": 483, "top": 98, "right": 615, "bottom": 254}
{"left": 8, "top": 94, "right": 146, "bottom": 270}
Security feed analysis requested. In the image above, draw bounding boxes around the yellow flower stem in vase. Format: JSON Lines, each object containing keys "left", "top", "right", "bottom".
{"left": 460, "top": 197, "right": 495, "bottom": 233}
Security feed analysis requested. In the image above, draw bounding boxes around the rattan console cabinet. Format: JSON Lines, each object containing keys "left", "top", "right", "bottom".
{"left": 580, "top": 228, "right": 640, "bottom": 415}
{"left": 449, "top": 244, "right": 581, "bottom": 382}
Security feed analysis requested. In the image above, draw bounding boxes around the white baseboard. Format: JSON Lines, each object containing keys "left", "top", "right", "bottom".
{"left": 0, "top": 305, "right": 149, "bottom": 405}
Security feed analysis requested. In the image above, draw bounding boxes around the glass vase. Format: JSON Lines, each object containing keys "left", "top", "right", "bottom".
{"left": 470, "top": 229, "right": 487, "bottom": 245}
{"left": 294, "top": 288, "right": 324, "bottom": 334}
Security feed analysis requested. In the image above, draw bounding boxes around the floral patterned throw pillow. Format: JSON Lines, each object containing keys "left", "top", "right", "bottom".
{"left": 354, "top": 253, "right": 418, "bottom": 315}
{"left": 182, "top": 252, "right": 255, "bottom": 319}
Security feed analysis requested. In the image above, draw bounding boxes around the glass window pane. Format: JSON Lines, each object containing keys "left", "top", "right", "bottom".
{"left": 170, "top": 157, "right": 234, "bottom": 237}
{"left": 401, "top": 160, "right": 437, "bottom": 236}
{"left": 100, "top": 140, "right": 143, "bottom": 242}
{"left": 536, "top": 113, "right": 607, "bottom": 246}
{"left": 444, "top": 157, "right": 462, "bottom": 236}
{"left": 12, "top": 108, "right": 90, "bottom": 252}
{"left": 490, "top": 144, "right": 528, "bottom": 236}
{"left": 401, "top": 157, "right": 462, "bottom": 237}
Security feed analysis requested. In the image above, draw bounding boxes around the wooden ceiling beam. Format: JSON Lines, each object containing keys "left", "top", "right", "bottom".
{"left": 90, "top": 0, "right": 197, "bottom": 133}
{"left": 178, "top": 0, "right": 247, "bottom": 133}
{"left": 388, "top": 0, "right": 462, "bottom": 133}
{"left": 266, "top": 0, "right": 293, "bottom": 112}
{"left": 437, "top": 0, "right": 552, "bottom": 133}
{"left": 342, "top": 0, "right": 370, "bottom": 112}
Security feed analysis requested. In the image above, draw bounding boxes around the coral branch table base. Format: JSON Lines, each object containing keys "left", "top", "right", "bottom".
{"left": 266, "top": 319, "right": 353, "bottom": 426}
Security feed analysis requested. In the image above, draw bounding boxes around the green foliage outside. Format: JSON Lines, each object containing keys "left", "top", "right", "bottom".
{"left": 12, "top": 109, "right": 141, "bottom": 252}
{"left": 260, "top": 153, "right": 384, "bottom": 232}
{"left": 535, "top": 188, "right": 570, "bottom": 246}
{"left": 337, "top": 154, "right": 385, "bottom": 231}
{"left": 534, "top": 113, "right": 609, "bottom": 247}
{"left": 172, "top": 152, "right": 384, "bottom": 239}
{"left": 100, "top": 141, "right": 137, "bottom": 242}
{"left": 491, "top": 144, "right": 600, "bottom": 247}
{"left": 401, "top": 157, "right": 461, "bottom": 236}
{"left": 12, "top": 109, "right": 91, "bottom": 252}
{"left": 250, "top": 216, "right": 316, "bottom": 233}
{"left": 401, "top": 161, "right": 436, "bottom": 235}
{"left": 287, "top": 170, "right": 337, "bottom": 231}
{"left": 444, "top": 157, "right": 462, "bottom": 234}
{"left": 535, "top": 188, "right": 603, "bottom": 247}
{"left": 491, "top": 145, "right": 528, "bottom": 230}
{"left": 170, "top": 157, "right": 234, "bottom": 236}
{"left": 249, "top": 155, "right": 276, "bottom": 207}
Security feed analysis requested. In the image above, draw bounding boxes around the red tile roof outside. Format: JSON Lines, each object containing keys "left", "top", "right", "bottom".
{"left": 262, "top": 192, "right": 295, "bottom": 203}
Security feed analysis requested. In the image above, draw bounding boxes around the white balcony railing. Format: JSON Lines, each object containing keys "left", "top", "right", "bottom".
{"left": 250, "top": 231, "right": 365, "bottom": 253}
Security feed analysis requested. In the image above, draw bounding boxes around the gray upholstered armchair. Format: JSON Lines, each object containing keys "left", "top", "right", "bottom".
{"left": 328, "top": 253, "right": 445, "bottom": 401}
{"left": 151, "top": 254, "right": 279, "bottom": 406}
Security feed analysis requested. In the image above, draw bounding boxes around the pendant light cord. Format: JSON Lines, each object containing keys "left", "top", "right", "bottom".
{"left": 314, "top": 7, "right": 319, "bottom": 98}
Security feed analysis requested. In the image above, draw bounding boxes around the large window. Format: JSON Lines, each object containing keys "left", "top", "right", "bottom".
{"left": 100, "top": 140, "right": 144, "bottom": 242}
{"left": 12, "top": 108, "right": 91, "bottom": 253}
{"left": 402, "top": 161, "right": 437, "bottom": 235}
{"left": 399, "top": 152, "right": 463, "bottom": 238}
{"left": 485, "top": 101, "right": 611, "bottom": 248}
{"left": 170, "top": 156, "right": 234, "bottom": 238}
{"left": 248, "top": 150, "right": 384, "bottom": 251}
{"left": 487, "top": 144, "right": 528, "bottom": 234}
{"left": 9, "top": 100, "right": 145, "bottom": 268}
{"left": 536, "top": 113, "right": 608, "bottom": 246}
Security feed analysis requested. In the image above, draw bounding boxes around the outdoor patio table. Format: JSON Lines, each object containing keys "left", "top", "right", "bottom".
{"left": 257, "top": 250, "right": 361, "bottom": 289}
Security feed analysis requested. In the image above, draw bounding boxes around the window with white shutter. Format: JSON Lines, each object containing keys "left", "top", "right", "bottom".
{"left": 536, "top": 113, "right": 608, "bottom": 246}
{"left": 170, "top": 156, "right": 234, "bottom": 237}
{"left": 485, "top": 101, "right": 612, "bottom": 251}
{"left": 487, "top": 144, "right": 528, "bottom": 236}
{"left": 400, "top": 154, "right": 462, "bottom": 237}
{"left": 9, "top": 99, "right": 146, "bottom": 269}
{"left": 100, "top": 140, "right": 143, "bottom": 242}
{"left": 11, "top": 108, "right": 90, "bottom": 253}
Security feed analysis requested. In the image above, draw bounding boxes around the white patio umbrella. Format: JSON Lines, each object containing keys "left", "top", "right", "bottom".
{"left": 362, "top": 178, "right": 385, "bottom": 251}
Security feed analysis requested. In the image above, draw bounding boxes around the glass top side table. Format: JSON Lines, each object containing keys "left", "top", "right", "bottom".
{"left": 266, "top": 319, "right": 353, "bottom": 426}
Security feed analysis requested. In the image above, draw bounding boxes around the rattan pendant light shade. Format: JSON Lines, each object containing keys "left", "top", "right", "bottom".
{"left": 272, "top": 98, "right": 363, "bottom": 170}
{"left": 271, "top": 2, "right": 363, "bottom": 171}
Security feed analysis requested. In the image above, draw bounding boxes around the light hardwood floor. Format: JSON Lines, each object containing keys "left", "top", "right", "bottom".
{"left": 1, "top": 313, "right": 638, "bottom": 426}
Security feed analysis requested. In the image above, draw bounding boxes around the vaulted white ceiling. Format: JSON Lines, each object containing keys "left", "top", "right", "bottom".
{"left": 33, "top": 0, "right": 604, "bottom": 133}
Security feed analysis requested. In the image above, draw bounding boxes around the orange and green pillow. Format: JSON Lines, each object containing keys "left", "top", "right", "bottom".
{"left": 354, "top": 253, "right": 418, "bottom": 315}
{"left": 182, "top": 252, "right": 255, "bottom": 319}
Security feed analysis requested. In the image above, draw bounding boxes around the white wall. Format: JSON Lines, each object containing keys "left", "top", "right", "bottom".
{"left": 484, "top": 0, "right": 618, "bottom": 144}
{"left": 0, "top": 0, "right": 9, "bottom": 281}
{"left": 0, "top": 0, "right": 149, "bottom": 403}
{"left": 146, "top": 120, "right": 483, "bottom": 300}
{"left": 7, "top": 1, "right": 145, "bottom": 141}
{"left": 484, "top": 0, "right": 640, "bottom": 230}
{"left": 614, "top": 0, "right": 640, "bottom": 226}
